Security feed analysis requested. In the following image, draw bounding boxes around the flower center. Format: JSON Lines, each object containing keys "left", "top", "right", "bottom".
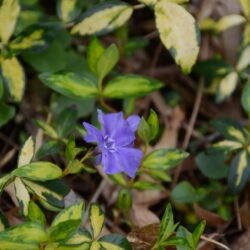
{"left": 103, "top": 135, "right": 116, "bottom": 152}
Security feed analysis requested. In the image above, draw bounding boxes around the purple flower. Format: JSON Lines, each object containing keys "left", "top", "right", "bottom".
{"left": 83, "top": 110, "right": 143, "bottom": 178}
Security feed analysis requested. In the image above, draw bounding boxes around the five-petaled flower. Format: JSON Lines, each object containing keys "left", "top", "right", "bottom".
{"left": 83, "top": 110, "right": 143, "bottom": 178}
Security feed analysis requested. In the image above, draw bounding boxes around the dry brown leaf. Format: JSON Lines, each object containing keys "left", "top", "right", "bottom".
{"left": 194, "top": 204, "right": 227, "bottom": 228}
{"left": 129, "top": 204, "right": 160, "bottom": 228}
{"left": 239, "top": 200, "right": 250, "bottom": 230}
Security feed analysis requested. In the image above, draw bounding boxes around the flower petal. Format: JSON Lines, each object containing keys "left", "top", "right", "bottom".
{"left": 101, "top": 149, "right": 122, "bottom": 175}
{"left": 83, "top": 122, "right": 103, "bottom": 145}
{"left": 127, "top": 115, "right": 140, "bottom": 132}
{"left": 116, "top": 147, "right": 143, "bottom": 178}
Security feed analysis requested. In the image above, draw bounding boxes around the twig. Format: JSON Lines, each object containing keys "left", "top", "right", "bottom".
{"left": 173, "top": 79, "right": 204, "bottom": 184}
{"left": 200, "top": 235, "right": 230, "bottom": 250}
{"left": 234, "top": 198, "right": 242, "bottom": 231}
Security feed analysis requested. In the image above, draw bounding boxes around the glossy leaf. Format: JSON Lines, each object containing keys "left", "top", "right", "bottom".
{"left": 96, "top": 44, "right": 119, "bottom": 81}
{"left": 196, "top": 152, "right": 228, "bottom": 179}
{"left": 39, "top": 72, "right": 98, "bottom": 99}
{"left": 2, "top": 57, "right": 25, "bottom": 102}
{"left": 103, "top": 75, "right": 163, "bottom": 98}
{"left": 18, "top": 136, "right": 35, "bottom": 167}
{"left": 28, "top": 201, "right": 46, "bottom": 227}
{"left": 155, "top": 0, "right": 200, "bottom": 73}
{"left": 87, "top": 37, "right": 105, "bottom": 75}
{"left": 71, "top": 2, "right": 133, "bottom": 36}
{"left": 89, "top": 203, "right": 105, "bottom": 239}
{"left": 142, "top": 149, "right": 189, "bottom": 170}
{"left": 14, "top": 177, "right": 30, "bottom": 216}
{"left": 147, "top": 109, "right": 159, "bottom": 141}
{"left": 13, "top": 162, "right": 62, "bottom": 181}
{"left": 0, "top": 0, "right": 20, "bottom": 43}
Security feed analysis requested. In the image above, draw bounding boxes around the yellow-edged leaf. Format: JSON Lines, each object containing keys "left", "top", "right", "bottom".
{"left": 51, "top": 202, "right": 84, "bottom": 227}
{"left": 14, "top": 177, "right": 30, "bottom": 216}
{"left": 89, "top": 204, "right": 105, "bottom": 239}
{"left": 155, "top": 0, "right": 200, "bottom": 73}
{"left": 23, "top": 179, "right": 64, "bottom": 209}
{"left": 1, "top": 57, "right": 25, "bottom": 102}
{"left": 100, "top": 242, "right": 123, "bottom": 250}
{"left": 0, "top": 241, "right": 39, "bottom": 250}
{"left": 64, "top": 230, "right": 92, "bottom": 245}
{"left": 0, "top": 174, "right": 12, "bottom": 194}
{"left": 243, "top": 24, "right": 250, "bottom": 46}
{"left": 13, "top": 161, "right": 62, "bottom": 181}
{"left": 71, "top": 2, "right": 133, "bottom": 36}
{"left": 0, "top": 0, "right": 20, "bottom": 43}
{"left": 216, "top": 71, "right": 238, "bottom": 103}
{"left": 18, "top": 136, "right": 35, "bottom": 167}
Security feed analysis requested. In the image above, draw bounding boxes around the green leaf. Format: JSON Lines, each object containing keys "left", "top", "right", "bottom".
{"left": 142, "top": 149, "right": 189, "bottom": 170}
{"left": 147, "top": 109, "right": 159, "bottom": 141}
{"left": 55, "top": 107, "right": 78, "bottom": 137}
{"left": 14, "top": 177, "right": 30, "bottom": 216}
{"left": 117, "top": 188, "right": 132, "bottom": 211}
{"left": 90, "top": 241, "right": 101, "bottom": 250}
{"left": 71, "top": 2, "right": 133, "bottom": 36}
{"left": 22, "top": 39, "right": 67, "bottom": 73}
{"left": 132, "top": 181, "right": 160, "bottom": 190}
{"left": 49, "top": 202, "right": 84, "bottom": 241}
{"left": 211, "top": 118, "right": 248, "bottom": 143}
{"left": 0, "top": 102, "right": 15, "bottom": 127}
{"left": 216, "top": 71, "right": 238, "bottom": 103}
{"left": 228, "top": 150, "right": 250, "bottom": 192}
{"left": 0, "top": 174, "right": 12, "bottom": 194}
{"left": 195, "top": 152, "right": 228, "bottom": 179}
{"left": 0, "top": 241, "right": 38, "bottom": 250}
{"left": 138, "top": 0, "right": 157, "bottom": 7}
{"left": 36, "top": 140, "right": 61, "bottom": 159}
{"left": 35, "top": 120, "right": 59, "bottom": 139}
{"left": 39, "top": 72, "right": 98, "bottom": 100}
{"left": 155, "top": 0, "right": 200, "bottom": 73}
{"left": 65, "top": 136, "right": 84, "bottom": 161}
{"left": 192, "top": 221, "right": 206, "bottom": 246}
{"left": 0, "top": 0, "right": 20, "bottom": 43}
{"left": 171, "top": 181, "right": 202, "bottom": 204}
{"left": 57, "top": 0, "right": 83, "bottom": 23}
{"left": 243, "top": 23, "right": 250, "bottom": 46}
{"left": 87, "top": 37, "right": 105, "bottom": 75}
{"left": 0, "top": 76, "right": 4, "bottom": 100}
{"left": 18, "top": 136, "right": 35, "bottom": 167}
{"left": 13, "top": 162, "right": 62, "bottom": 181}
{"left": 0, "top": 222, "right": 48, "bottom": 244}
{"left": 109, "top": 173, "right": 127, "bottom": 186}
{"left": 237, "top": 46, "right": 250, "bottom": 71}
{"left": 176, "top": 226, "right": 194, "bottom": 250}
{"left": 240, "top": 0, "right": 250, "bottom": 17}
{"left": 96, "top": 44, "right": 119, "bottom": 81}
{"left": 138, "top": 117, "right": 151, "bottom": 144}
{"left": 89, "top": 203, "right": 105, "bottom": 239}
{"left": 241, "top": 82, "right": 250, "bottom": 116}
{"left": 103, "top": 75, "right": 163, "bottom": 98}
{"left": 146, "top": 169, "right": 171, "bottom": 182}
{"left": 2, "top": 57, "right": 25, "bottom": 102}
{"left": 99, "top": 234, "right": 132, "bottom": 250}
{"left": 28, "top": 201, "right": 46, "bottom": 227}
{"left": 23, "top": 179, "right": 65, "bottom": 209}
{"left": 159, "top": 204, "right": 178, "bottom": 243}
